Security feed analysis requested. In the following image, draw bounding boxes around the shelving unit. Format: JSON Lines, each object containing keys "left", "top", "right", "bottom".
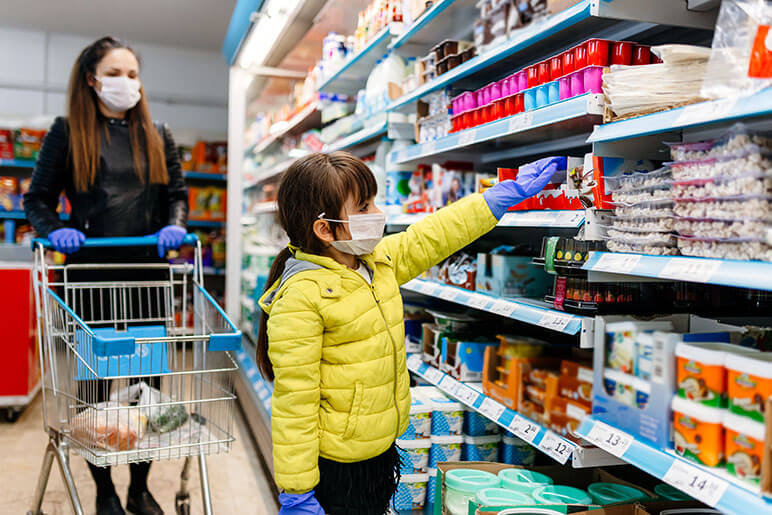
{"left": 387, "top": 210, "right": 584, "bottom": 230}
{"left": 323, "top": 118, "right": 388, "bottom": 152}
{"left": 0, "top": 159, "right": 35, "bottom": 170}
{"left": 183, "top": 171, "right": 227, "bottom": 181}
{"left": 251, "top": 102, "right": 320, "bottom": 156}
{"left": 187, "top": 220, "right": 225, "bottom": 228}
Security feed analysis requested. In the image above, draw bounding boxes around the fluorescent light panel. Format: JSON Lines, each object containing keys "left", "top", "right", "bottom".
{"left": 238, "top": 0, "right": 305, "bottom": 69}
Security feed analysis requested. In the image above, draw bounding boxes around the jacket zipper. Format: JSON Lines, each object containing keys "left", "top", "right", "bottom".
{"left": 352, "top": 266, "right": 402, "bottom": 441}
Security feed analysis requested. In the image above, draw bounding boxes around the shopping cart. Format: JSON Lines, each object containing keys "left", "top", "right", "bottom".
{"left": 28, "top": 235, "right": 241, "bottom": 515}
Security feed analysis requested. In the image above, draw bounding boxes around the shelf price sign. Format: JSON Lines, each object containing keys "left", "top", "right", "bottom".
{"left": 658, "top": 257, "right": 721, "bottom": 284}
{"left": 439, "top": 287, "right": 459, "bottom": 302}
{"left": 467, "top": 293, "right": 490, "bottom": 310}
{"left": 538, "top": 431, "right": 576, "bottom": 465}
{"left": 592, "top": 253, "right": 642, "bottom": 274}
{"left": 508, "top": 414, "right": 540, "bottom": 444}
{"left": 508, "top": 112, "right": 534, "bottom": 133}
{"left": 479, "top": 398, "right": 506, "bottom": 422}
{"left": 423, "top": 366, "right": 445, "bottom": 386}
{"left": 584, "top": 420, "right": 633, "bottom": 458}
{"left": 663, "top": 460, "right": 728, "bottom": 507}
{"left": 458, "top": 129, "right": 477, "bottom": 147}
{"left": 538, "top": 312, "right": 572, "bottom": 332}
{"left": 454, "top": 384, "right": 479, "bottom": 407}
{"left": 490, "top": 299, "right": 517, "bottom": 317}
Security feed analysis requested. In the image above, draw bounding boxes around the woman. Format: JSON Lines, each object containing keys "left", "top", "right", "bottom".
{"left": 25, "top": 36, "right": 188, "bottom": 515}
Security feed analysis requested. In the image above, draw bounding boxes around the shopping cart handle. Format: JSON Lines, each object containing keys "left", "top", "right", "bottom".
{"left": 33, "top": 234, "right": 199, "bottom": 250}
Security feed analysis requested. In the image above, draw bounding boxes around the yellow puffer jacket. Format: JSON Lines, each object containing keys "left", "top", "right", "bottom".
{"left": 259, "top": 193, "right": 498, "bottom": 493}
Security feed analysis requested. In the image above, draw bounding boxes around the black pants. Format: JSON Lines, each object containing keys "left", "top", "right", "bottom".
{"left": 315, "top": 443, "right": 401, "bottom": 515}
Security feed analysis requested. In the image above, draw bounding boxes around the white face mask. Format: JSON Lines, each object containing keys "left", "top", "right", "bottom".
{"left": 95, "top": 76, "right": 141, "bottom": 113}
{"left": 319, "top": 212, "right": 386, "bottom": 256}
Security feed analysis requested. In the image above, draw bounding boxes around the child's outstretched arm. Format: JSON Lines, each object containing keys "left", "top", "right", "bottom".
{"left": 266, "top": 281, "right": 324, "bottom": 496}
{"left": 379, "top": 157, "right": 562, "bottom": 285}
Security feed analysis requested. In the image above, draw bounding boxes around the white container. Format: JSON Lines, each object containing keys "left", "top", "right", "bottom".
{"left": 392, "top": 473, "right": 429, "bottom": 511}
{"left": 397, "top": 438, "right": 431, "bottom": 474}
{"left": 430, "top": 396, "right": 464, "bottom": 436}
{"left": 429, "top": 434, "right": 463, "bottom": 468}
{"left": 400, "top": 390, "right": 433, "bottom": 439}
{"left": 462, "top": 434, "right": 501, "bottom": 462}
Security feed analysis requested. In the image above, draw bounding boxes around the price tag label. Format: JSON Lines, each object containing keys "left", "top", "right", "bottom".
{"left": 557, "top": 211, "right": 585, "bottom": 226}
{"left": 418, "top": 281, "right": 437, "bottom": 295}
{"left": 454, "top": 384, "right": 479, "bottom": 407}
{"left": 439, "top": 287, "right": 459, "bottom": 302}
{"left": 538, "top": 431, "right": 576, "bottom": 465}
{"left": 584, "top": 420, "right": 633, "bottom": 458}
{"left": 479, "top": 398, "right": 506, "bottom": 422}
{"left": 508, "top": 112, "right": 533, "bottom": 133}
{"left": 407, "top": 353, "right": 422, "bottom": 370}
{"left": 423, "top": 140, "right": 436, "bottom": 155}
{"left": 508, "top": 415, "right": 540, "bottom": 444}
{"left": 467, "top": 293, "right": 490, "bottom": 310}
{"left": 538, "top": 312, "right": 572, "bottom": 332}
{"left": 663, "top": 460, "right": 729, "bottom": 507}
{"left": 658, "top": 257, "right": 721, "bottom": 284}
{"left": 424, "top": 366, "right": 445, "bottom": 385}
{"left": 490, "top": 299, "right": 517, "bottom": 317}
{"left": 458, "top": 129, "right": 477, "bottom": 147}
{"left": 675, "top": 98, "right": 736, "bottom": 127}
{"left": 397, "top": 149, "right": 408, "bottom": 163}
{"left": 592, "top": 253, "right": 642, "bottom": 274}
{"left": 440, "top": 377, "right": 460, "bottom": 396}
{"left": 246, "top": 367, "right": 257, "bottom": 378}
{"left": 264, "top": 398, "right": 271, "bottom": 411}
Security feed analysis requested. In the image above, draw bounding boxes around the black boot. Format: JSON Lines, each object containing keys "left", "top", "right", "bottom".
{"left": 96, "top": 493, "right": 126, "bottom": 515}
{"left": 126, "top": 489, "right": 163, "bottom": 515}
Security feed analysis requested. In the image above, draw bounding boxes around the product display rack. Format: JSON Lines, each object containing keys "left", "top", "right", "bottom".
{"left": 323, "top": 117, "right": 388, "bottom": 153}
{"left": 387, "top": 210, "right": 584, "bottom": 231}
{"left": 183, "top": 171, "right": 227, "bottom": 181}
{"left": 0, "top": 159, "right": 35, "bottom": 170}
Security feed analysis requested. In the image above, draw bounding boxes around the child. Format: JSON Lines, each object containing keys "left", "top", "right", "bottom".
{"left": 257, "top": 151, "right": 560, "bottom": 514}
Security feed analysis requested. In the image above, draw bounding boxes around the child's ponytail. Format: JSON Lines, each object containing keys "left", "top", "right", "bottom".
{"left": 256, "top": 246, "right": 291, "bottom": 381}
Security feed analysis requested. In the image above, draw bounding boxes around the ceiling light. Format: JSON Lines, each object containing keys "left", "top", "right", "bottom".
{"left": 238, "top": 0, "right": 305, "bottom": 69}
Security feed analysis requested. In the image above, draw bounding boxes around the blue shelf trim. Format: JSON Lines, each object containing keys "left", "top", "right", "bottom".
{"left": 389, "top": 0, "right": 455, "bottom": 50}
{"left": 576, "top": 417, "right": 772, "bottom": 515}
{"left": 385, "top": 0, "right": 592, "bottom": 113}
{"left": 388, "top": 210, "right": 584, "bottom": 229}
{"left": 401, "top": 278, "right": 584, "bottom": 335}
{"left": 589, "top": 87, "right": 772, "bottom": 143}
{"left": 0, "top": 158, "right": 35, "bottom": 169}
{"left": 235, "top": 347, "right": 272, "bottom": 416}
{"left": 388, "top": 93, "right": 603, "bottom": 164}
{"left": 0, "top": 211, "right": 68, "bottom": 221}
{"left": 317, "top": 26, "right": 393, "bottom": 93}
{"left": 184, "top": 172, "right": 227, "bottom": 181}
{"left": 324, "top": 119, "right": 388, "bottom": 152}
{"left": 221, "top": 0, "right": 265, "bottom": 64}
{"left": 583, "top": 251, "right": 772, "bottom": 292}
{"left": 187, "top": 220, "right": 225, "bottom": 228}
{"left": 408, "top": 355, "right": 577, "bottom": 464}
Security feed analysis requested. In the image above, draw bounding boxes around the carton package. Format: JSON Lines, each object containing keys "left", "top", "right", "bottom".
{"left": 0, "top": 129, "right": 14, "bottom": 159}
{"left": 476, "top": 247, "right": 552, "bottom": 298}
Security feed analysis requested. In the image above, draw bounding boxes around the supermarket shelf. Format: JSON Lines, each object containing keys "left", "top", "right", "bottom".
{"left": 583, "top": 252, "right": 772, "bottom": 292}
{"left": 401, "top": 278, "right": 585, "bottom": 336}
{"left": 388, "top": 94, "right": 604, "bottom": 166}
{"left": 589, "top": 87, "right": 772, "bottom": 143}
{"left": 317, "top": 25, "right": 394, "bottom": 96}
{"left": 0, "top": 211, "right": 69, "bottom": 221}
{"left": 387, "top": 210, "right": 584, "bottom": 230}
{"left": 187, "top": 220, "right": 225, "bottom": 228}
{"left": 576, "top": 417, "right": 772, "bottom": 515}
{"left": 234, "top": 347, "right": 273, "bottom": 476}
{"left": 251, "top": 102, "right": 320, "bottom": 155}
{"left": 251, "top": 201, "right": 278, "bottom": 215}
{"left": 389, "top": 0, "right": 476, "bottom": 51}
{"left": 235, "top": 347, "right": 271, "bottom": 417}
{"left": 183, "top": 171, "right": 227, "bottom": 181}
{"left": 386, "top": 0, "right": 715, "bottom": 114}
{"left": 0, "top": 158, "right": 35, "bottom": 169}
{"left": 323, "top": 119, "right": 388, "bottom": 152}
{"left": 244, "top": 158, "right": 296, "bottom": 189}
{"left": 408, "top": 354, "right": 580, "bottom": 466}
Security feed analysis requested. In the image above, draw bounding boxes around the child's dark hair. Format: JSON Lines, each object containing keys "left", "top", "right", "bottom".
{"left": 256, "top": 151, "right": 377, "bottom": 381}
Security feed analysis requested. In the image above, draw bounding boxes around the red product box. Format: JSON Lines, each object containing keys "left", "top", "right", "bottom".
{"left": 0, "top": 130, "right": 13, "bottom": 160}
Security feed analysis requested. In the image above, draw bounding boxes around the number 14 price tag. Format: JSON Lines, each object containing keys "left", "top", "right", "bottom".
{"left": 584, "top": 420, "right": 633, "bottom": 458}
{"left": 538, "top": 431, "right": 576, "bottom": 465}
{"left": 663, "top": 460, "right": 728, "bottom": 507}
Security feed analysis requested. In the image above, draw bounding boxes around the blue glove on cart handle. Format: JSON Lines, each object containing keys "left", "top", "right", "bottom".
{"left": 278, "top": 491, "right": 324, "bottom": 515}
{"left": 483, "top": 156, "right": 565, "bottom": 219}
{"left": 48, "top": 228, "right": 86, "bottom": 254}
{"left": 156, "top": 225, "right": 188, "bottom": 258}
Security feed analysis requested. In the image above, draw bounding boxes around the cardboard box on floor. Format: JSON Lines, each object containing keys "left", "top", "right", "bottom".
{"left": 433, "top": 462, "right": 661, "bottom": 515}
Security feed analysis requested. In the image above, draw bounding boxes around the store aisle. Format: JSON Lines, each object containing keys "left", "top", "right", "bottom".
{"left": 0, "top": 394, "right": 278, "bottom": 514}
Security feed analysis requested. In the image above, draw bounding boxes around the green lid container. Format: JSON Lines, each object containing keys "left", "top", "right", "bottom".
{"left": 588, "top": 482, "right": 648, "bottom": 505}
{"left": 655, "top": 484, "right": 693, "bottom": 501}
{"left": 532, "top": 485, "right": 592, "bottom": 506}
{"left": 475, "top": 488, "right": 534, "bottom": 507}
{"left": 498, "top": 469, "right": 553, "bottom": 494}
{"left": 445, "top": 469, "right": 500, "bottom": 494}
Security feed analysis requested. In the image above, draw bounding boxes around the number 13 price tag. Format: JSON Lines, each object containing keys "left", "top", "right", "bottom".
{"left": 663, "top": 460, "right": 728, "bottom": 507}
{"left": 538, "top": 431, "right": 576, "bottom": 465}
{"left": 584, "top": 420, "right": 633, "bottom": 458}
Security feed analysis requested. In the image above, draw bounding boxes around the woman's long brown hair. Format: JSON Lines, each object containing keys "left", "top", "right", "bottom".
{"left": 256, "top": 152, "right": 377, "bottom": 381}
{"left": 68, "top": 36, "right": 168, "bottom": 192}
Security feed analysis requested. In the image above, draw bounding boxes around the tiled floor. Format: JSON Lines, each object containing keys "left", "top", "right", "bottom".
{"left": 0, "top": 394, "right": 278, "bottom": 514}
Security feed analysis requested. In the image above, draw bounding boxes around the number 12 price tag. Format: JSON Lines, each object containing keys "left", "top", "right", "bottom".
{"left": 663, "top": 460, "right": 728, "bottom": 507}
{"left": 538, "top": 431, "right": 576, "bottom": 465}
{"left": 584, "top": 420, "right": 633, "bottom": 458}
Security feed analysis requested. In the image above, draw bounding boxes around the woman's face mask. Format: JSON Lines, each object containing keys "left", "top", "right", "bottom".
{"left": 318, "top": 212, "right": 386, "bottom": 256}
{"left": 94, "top": 76, "right": 142, "bottom": 112}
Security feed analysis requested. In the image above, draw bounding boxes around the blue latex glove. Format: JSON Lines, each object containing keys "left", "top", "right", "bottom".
{"left": 483, "top": 156, "right": 566, "bottom": 219}
{"left": 278, "top": 491, "right": 324, "bottom": 515}
{"left": 155, "top": 225, "right": 187, "bottom": 258}
{"left": 48, "top": 228, "right": 86, "bottom": 254}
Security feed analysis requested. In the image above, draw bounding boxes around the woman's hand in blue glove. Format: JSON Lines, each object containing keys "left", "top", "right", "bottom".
{"left": 483, "top": 156, "right": 566, "bottom": 219}
{"left": 278, "top": 491, "right": 324, "bottom": 515}
{"left": 155, "top": 225, "right": 187, "bottom": 258}
{"left": 48, "top": 228, "right": 86, "bottom": 254}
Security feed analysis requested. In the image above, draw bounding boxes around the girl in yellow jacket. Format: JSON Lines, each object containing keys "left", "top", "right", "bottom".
{"left": 257, "top": 151, "right": 560, "bottom": 514}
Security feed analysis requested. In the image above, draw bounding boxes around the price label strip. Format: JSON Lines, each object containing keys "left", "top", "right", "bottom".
{"left": 592, "top": 253, "right": 642, "bottom": 274}
{"left": 423, "top": 366, "right": 444, "bottom": 386}
{"left": 439, "top": 287, "right": 459, "bottom": 301}
{"left": 422, "top": 140, "right": 437, "bottom": 156}
{"left": 418, "top": 281, "right": 437, "bottom": 295}
{"left": 662, "top": 460, "right": 729, "bottom": 507}
{"left": 458, "top": 129, "right": 477, "bottom": 147}
{"left": 479, "top": 398, "right": 506, "bottom": 422}
{"left": 467, "top": 293, "right": 490, "bottom": 310}
{"left": 490, "top": 299, "right": 517, "bottom": 317}
{"left": 538, "top": 312, "right": 573, "bottom": 332}
{"left": 538, "top": 431, "right": 576, "bottom": 465}
{"left": 454, "top": 384, "right": 479, "bottom": 407}
{"left": 508, "top": 112, "right": 534, "bottom": 133}
{"left": 675, "top": 98, "right": 736, "bottom": 127}
{"left": 440, "top": 377, "right": 460, "bottom": 397}
{"left": 658, "top": 257, "right": 721, "bottom": 284}
{"left": 508, "top": 414, "right": 540, "bottom": 444}
{"left": 584, "top": 420, "right": 633, "bottom": 458}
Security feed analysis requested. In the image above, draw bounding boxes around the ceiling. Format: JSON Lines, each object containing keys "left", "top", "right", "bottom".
{"left": 0, "top": 0, "right": 237, "bottom": 52}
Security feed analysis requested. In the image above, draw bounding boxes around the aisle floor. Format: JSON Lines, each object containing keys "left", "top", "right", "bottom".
{"left": 0, "top": 393, "right": 278, "bottom": 514}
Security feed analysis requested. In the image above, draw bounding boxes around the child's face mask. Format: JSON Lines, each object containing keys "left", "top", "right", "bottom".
{"left": 318, "top": 212, "right": 386, "bottom": 256}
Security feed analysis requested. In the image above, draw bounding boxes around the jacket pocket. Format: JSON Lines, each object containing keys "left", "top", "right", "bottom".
{"left": 342, "top": 382, "right": 363, "bottom": 440}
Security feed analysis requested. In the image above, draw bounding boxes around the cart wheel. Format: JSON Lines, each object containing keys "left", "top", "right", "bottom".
{"left": 175, "top": 493, "right": 190, "bottom": 515}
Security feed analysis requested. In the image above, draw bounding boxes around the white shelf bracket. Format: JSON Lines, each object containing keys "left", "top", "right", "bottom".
{"left": 580, "top": 317, "right": 595, "bottom": 349}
